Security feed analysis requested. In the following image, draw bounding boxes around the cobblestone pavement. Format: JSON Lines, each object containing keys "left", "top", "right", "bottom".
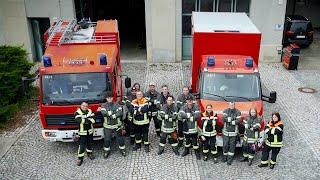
{"left": 1, "top": 62, "right": 320, "bottom": 179}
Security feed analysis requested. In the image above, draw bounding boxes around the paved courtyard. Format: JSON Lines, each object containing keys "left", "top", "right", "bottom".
{"left": 1, "top": 62, "right": 320, "bottom": 180}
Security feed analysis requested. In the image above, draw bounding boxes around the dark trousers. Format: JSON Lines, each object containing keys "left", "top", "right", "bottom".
{"left": 242, "top": 141, "right": 255, "bottom": 159}
{"left": 203, "top": 136, "right": 217, "bottom": 157}
{"left": 159, "top": 131, "right": 178, "bottom": 148}
{"left": 223, "top": 135, "right": 236, "bottom": 157}
{"left": 184, "top": 133, "right": 199, "bottom": 150}
{"left": 149, "top": 114, "right": 161, "bottom": 133}
{"left": 125, "top": 118, "right": 135, "bottom": 140}
{"left": 261, "top": 145, "right": 281, "bottom": 165}
{"left": 103, "top": 128, "right": 125, "bottom": 151}
{"left": 177, "top": 121, "right": 184, "bottom": 142}
{"left": 78, "top": 134, "right": 93, "bottom": 160}
{"left": 134, "top": 124, "right": 150, "bottom": 145}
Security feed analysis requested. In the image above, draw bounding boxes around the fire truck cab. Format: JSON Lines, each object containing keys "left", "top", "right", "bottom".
{"left": 191, "top": 12, "right": 277, "bottom": 146}
{"left": 39, "top": 19, "right": 130, "bottom": 142}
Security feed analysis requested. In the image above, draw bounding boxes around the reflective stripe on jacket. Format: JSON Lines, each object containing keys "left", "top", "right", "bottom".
{"left": 265, "top": 120, "right": 284, "bottom": 147}
{"left": 74, "top": 108, "right": 95, "bottom": 135}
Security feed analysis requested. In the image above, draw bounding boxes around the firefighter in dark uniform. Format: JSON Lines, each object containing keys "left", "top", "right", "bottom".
{"left": 123, "top": 86, "right": 137, "bottom": 145}
{"left": 176, "top": 86, "right": 195, "bottom": 147}
{"left": 179, "top": 95, "right": 201, "bottom": 160}
{"left": 130, "top": 90, "right": 150, "bottom": 152}
{"left": 145, "top": 82, "right": 161, "bottom": 136}
{"left": 157, "top": 95, "right": 179, "bottom": 156}
{"left": 199, "top": 104, "right": 218, "bottom": 163}
{"left": 240, "top": 108, "right": 261, "bottom": 165}
{"left": 259, "top": 112, "right": 283, "bottom": 169}
{"left": 222, "top": 101, "right": 241, "bottom": 165}
{"left": 156, "top": 84, "right": 172, "bottom": 108}
{"left": 98, "top": 92, "right": 126, "bottom": 158}
{"left": 74, "top": 102, "right": 95, "bottom": 166}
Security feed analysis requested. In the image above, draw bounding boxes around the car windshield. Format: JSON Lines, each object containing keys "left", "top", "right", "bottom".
{"left": 201, "top": 72, "right": 261, "bottom": 101}
{"left": 41, "top": 72, "right": 111, "bottom": 105}
{"left": 290, "top": 22, "right": 308, "bottom": 32}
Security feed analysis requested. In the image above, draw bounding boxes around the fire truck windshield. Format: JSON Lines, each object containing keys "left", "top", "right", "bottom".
{"left": 41, "top": 72, "right": 111, "bottom": 105}
{"left": 201, "top": 72, "right": 261, "bottom": 102}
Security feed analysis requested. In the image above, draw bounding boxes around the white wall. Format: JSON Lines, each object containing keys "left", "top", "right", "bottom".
{"left": 145, "top": 0, "right": 177, "bottom": 62}
{"left": 0, "top": 0, "right": 32, "bottom": 60}
{"left": 250, "top": 0, "right": 287, "bottom": 62}
{"left": 25, "top": 0, "right": 75, "bottom": 23}
{"left": 0, "top": 0, "right": 76, "bottom": 61}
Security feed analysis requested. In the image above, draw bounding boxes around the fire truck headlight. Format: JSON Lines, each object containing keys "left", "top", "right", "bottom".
{"left": 45, "top": 132, "right": 57, "bottom": 137}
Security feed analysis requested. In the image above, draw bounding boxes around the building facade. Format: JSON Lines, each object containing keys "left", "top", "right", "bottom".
{"left": 0, "top": 0, "right": 315, "bottom": 63}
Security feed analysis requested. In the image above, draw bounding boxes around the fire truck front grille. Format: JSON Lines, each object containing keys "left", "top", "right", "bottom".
{"left": 45, "top": 112, "right": 104, "bottom": 126}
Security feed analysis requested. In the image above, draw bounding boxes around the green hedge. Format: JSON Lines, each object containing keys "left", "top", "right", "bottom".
{"left": 0, "top": 45, "right": 34, "bottom": 123}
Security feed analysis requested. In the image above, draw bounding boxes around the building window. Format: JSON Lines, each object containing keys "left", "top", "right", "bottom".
{"left": 200, "top": 0, "right": 215, "bottom": 12}
{"left": 235, "top": 0, "right": 250, "bottom": 14}
{"left": 217, "top": 0, "right": 232, "bottom": 12}
{"left": 181, "top": 0, "right": 251, "bottom": 59}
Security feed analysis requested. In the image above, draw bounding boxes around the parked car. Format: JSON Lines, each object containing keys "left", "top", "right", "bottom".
{"left": 283, "top": 15, "right": 314, "bottom": 48}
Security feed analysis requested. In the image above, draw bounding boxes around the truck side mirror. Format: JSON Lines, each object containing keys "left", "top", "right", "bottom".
{"left": 269, "top": 91, "right": 277, "bottom": 103}
{"left": 125, "top": 77, "right": 131, "bottom": 89}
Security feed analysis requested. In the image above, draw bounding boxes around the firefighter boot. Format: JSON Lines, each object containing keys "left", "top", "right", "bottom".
{"left": 240, "top": 157, "right": 249, "bottom": 162}
{"left": 145, "top": 145, "right": 150, "bottom": 153}
{"left": 88, "top": 153, "right": 95, "bottom": 160}
{"left": 103, "top": 151, "right": 110, "bottom": 159}
{"left": 248, "top": 158, "right": 253, "bottom": 166}
{"left": 227, "top": 155, "right": 233, "bottom": 165}
{"left": 76, "top": 159, "right": 83, "bottom": 166}
{"left": 120, "top": 149, "right": 126, "bottom": 157}
{"left": 258, "top": 163, "right": 268, "bottom": 168}
{"left": 178, "top": 140, "right": 183, "bottom": 147}
{"left": 222, "top": 155, "right": 228, "bottom": 163}
{"left": 203, "top": 153, "right": 208, "bottom": 161}
{"left": 173, "top": 147, "right": 180, "bottom": 156}
{"left": 130, "top": 137, "right": 135, "bottom": 145}
{"left": 195, "top": 150, "right": 201, "bottom": 160}
{"left": 133, "top": 143, "right": 141, "bottom": 151}
{"left": 181, "top": 148, "right": 190, "bottom": 157}
{"left": 270, "top": 164, "right": 275, "bottom": 169}
{"left": 213, "top": 157, "right": 218, "bottom": 164}
{"left": 158, "top": 146, "right": 164, "bottom": 155}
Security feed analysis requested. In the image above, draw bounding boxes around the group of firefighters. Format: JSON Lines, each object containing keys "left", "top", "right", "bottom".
{"left": 74, "top": 82, "right": 284, "bottom": 169}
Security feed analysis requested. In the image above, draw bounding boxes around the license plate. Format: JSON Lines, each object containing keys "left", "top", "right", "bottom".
{"left": 296, "top": 35, "right": 305, "bottom": 39}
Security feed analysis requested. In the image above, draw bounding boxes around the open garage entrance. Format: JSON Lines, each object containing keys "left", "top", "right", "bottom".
{"left": 285, "top": 0, "right": 320, "bottom": 69}
{"left": 74, "top": 0, "right": 147, "bottom": 61}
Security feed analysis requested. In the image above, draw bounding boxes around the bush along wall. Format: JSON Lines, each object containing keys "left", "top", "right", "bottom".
{"left": 0, "top": 45, "right": 34, "bottom": 123}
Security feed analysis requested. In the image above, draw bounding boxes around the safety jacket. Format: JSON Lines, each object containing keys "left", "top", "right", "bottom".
{"left": 131, "top": 98, "right": 149, "bottom": 125}
{"left": 179, "top": 103, "right": 200, "bottom": 134}
{"left": 199, "top": 112, "right": 217, "bottom": 137}
{"left": 159, "top": 104, "right": 178, "bottom": 133}
{"left": 222, "top": 108, "right": 241, "bottom": 137}
{"left": 243, "top": 116, "right": 261, "bottom": 143}
{"left": 145, "top": 90, "right": 160, "bottom": 116}
{"left": 156, "top": 92, "right": 171, "bottom": 108}
{"left": 101, "top": 102, "right": 123, "bottom": 129}
{"left": 74, "top": 108, "right": 95, "bottom": 135}
{"left": 265, "top": 120, "right": 284, "bottom": 147}
{"left": 176, "top": 93, "right": 194, "bottom": 110}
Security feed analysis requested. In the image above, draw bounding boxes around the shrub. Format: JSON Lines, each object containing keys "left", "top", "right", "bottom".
{"left": 0, "top": 45, "right": 34, "bottom": 122}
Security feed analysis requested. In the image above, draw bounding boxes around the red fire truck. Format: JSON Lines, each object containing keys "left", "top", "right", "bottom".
{"left": 191, "top": 12, "right": 277, "bottom": 146}
{"left": 39, "top": 19, "right": 130, "bottom": 142}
